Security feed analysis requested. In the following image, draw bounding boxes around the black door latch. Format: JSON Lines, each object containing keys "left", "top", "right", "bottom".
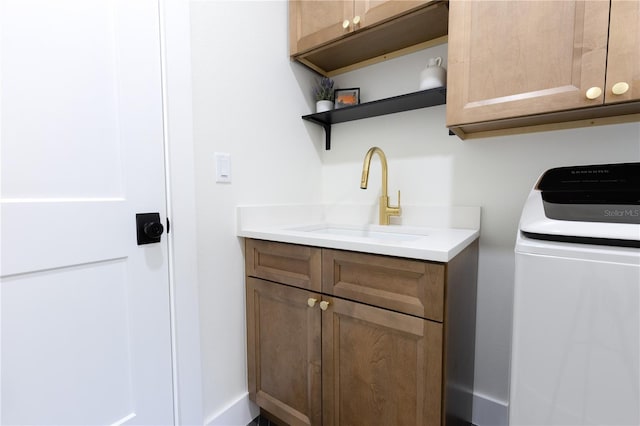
{"left": 136, "top": 212, "right": 164, "bottom": 245}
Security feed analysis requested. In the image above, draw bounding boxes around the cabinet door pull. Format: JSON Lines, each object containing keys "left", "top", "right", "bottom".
{"left": 612, "top": 82, "right": 630, "bottom": 95}
{"left": 352, "top": 15, "right": 361, "bottom": 27}
{"left": 585, "top": 86, "right": 602, "bottom": 100}
{"left": 342, "top": 19, "right": 350, "bottom": 30}
{"left": 307, "top": 298, "right": 318, "bottom": 307}
{"left": 319, "top": 300, "right": 330, "bottom": 311}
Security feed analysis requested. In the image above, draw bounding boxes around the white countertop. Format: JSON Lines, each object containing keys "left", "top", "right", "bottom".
{"left": 236, "top": 204, "right": 481, "bottom": 262}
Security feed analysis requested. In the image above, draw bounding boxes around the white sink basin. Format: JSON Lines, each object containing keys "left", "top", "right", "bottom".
{"left": 288, "top": 224, "right": 426, "bottom": 242}
{"left": 237, "top": 205, "right": 480, "bottom": 262}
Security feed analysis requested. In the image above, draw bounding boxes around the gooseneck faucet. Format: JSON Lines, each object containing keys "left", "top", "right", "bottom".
{"left": 360, "top": 146, "right": 401, "bottom": 225}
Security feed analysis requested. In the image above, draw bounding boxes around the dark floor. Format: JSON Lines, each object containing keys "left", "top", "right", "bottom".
{"left": 247, "top": 415, "right": 278, "bottom": 426}
{"left": 247, "top": 416, "right": 476, "bottom": 426}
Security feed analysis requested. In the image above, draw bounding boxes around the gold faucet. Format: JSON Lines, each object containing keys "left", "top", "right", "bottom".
{"left": 360, "top": 146, "right": 401, "bottom": 225}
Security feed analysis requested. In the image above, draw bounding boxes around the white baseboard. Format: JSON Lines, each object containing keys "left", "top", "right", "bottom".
{"left": 473, "top": 392, "right": 509, "bottom": 426}
{"left": 204, "top": 393, "right": 259, "bottom": 426}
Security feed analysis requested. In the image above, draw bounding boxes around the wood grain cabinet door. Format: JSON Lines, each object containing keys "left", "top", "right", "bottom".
{"left": 355, "top": 0, "right": 431, "bottom": 29}
{"left": 321, "top": 296, "right": 443, "bottom": 426}
{"left": 289, "top": 0, "right": 353, "bottom": 56}
{"left": 246, "top": 278, "right": 322, "bottom": 426}
{"left": 605, "top": 0, "right": 640, "bottom": 104}
{"left": 447, "top": 0, "right": 611, "bottom": 126}
{"left": 322, "top": 249, "right": 445, "bottom": 321}
{"left": 246, "top": 239, "right": 322, "bottom": 292}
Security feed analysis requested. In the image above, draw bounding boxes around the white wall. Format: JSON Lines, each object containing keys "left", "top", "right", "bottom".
{"left": 189, "top": 1, "right": 323, "bottom": 423}
{"left": 189, "top": 1, "right": 640, "bottom": 424}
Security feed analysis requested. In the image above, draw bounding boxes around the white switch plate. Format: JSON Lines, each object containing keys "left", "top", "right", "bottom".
{"left": 214, "top": 152, "right": 231, "bottom": 183}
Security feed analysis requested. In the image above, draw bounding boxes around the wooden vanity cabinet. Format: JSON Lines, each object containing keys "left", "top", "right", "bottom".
{"left": 246, "top": 240, "right": 323, "bottom": 425}
{"left": 245, "top": 238, "right": 478, "bottom": 426}
{"left": 289, "top": 0, "right": 449, "bottom": 76}
{"left": 446, "top": 0, "right": 640, "bottom": 138}
{"left": 246, "top": 277, "right": 322, "bottom": 426}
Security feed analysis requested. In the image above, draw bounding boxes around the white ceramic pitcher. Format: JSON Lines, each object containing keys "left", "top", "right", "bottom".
{"left": 419, "top": 57, "right": 446, "bottom": 90}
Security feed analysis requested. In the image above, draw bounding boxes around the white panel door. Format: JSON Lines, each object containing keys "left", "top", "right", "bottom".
{"left": 0, "top": 1, "right": 174, "bottom": 424}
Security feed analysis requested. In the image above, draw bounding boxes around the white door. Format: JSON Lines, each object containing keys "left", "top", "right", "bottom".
{"left": 0, "top": 1, "right": 174, "bottom": 424}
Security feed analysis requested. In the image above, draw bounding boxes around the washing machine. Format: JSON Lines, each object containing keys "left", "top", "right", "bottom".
{"left": 510, "top": 162, "right": 640, "bottom": 426}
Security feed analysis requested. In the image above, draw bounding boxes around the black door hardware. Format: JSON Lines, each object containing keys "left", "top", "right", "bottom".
{"left": 136, "top": 213, "right": 164, "bottom": 245}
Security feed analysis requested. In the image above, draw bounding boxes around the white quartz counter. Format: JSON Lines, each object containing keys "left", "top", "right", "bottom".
{"left": 237, "top": 204, "right": 481, "bottom": 262}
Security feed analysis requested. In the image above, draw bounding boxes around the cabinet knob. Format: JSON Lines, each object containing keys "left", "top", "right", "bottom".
{"left": 352, "top": 15, "right": 361, "bottom": 26}
{"left": 585, "top": 86, "right": 602, "bottom": 100}
{"left": 319, "top": 300, "right": 330, "bottom": 311}
{"left": 612, "top": 82, "right": 630, "bottom": 95}
{"left": 342, "top": 19, "right": 350, "bottom": 30}
{"left": 307, "top": 298, "right": 318, "bottom": 307}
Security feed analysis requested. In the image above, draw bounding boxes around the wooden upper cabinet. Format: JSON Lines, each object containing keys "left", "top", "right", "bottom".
{"left": 290, "top": 1, "right": 433, "bottom": 56}
{"left": 355, "top": 1, "right": 433, "bottom": 30}
{"left": 290, "top": 0, "right": 449, "bottom": 76}
{"left": 289, "top": 1, "right": 353, "bottom": 56}
{"left": 446, "top": 1, "right": 611, "bottom": 127}
{"left": 605, "top": 0, "right": 640, "bottom": 104}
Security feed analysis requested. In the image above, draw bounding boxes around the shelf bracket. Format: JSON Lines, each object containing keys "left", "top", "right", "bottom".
{"left": 322, "top": 123, "right": 331, "bottom": 150}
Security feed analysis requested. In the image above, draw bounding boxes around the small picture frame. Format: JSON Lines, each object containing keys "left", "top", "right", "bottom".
{"left": 334, "top": 88, "right": 360, "bottom": 109}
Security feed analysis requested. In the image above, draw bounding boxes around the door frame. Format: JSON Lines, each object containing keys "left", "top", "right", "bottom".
{"left": 160, "top": 0, "right": 204, "bottom": 423}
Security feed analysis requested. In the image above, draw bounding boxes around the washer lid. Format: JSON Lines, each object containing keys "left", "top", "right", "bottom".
{"left": 537, "top": 162, "right": 640, "bottom": 224}
{"left": 519, "top": 191, "right": 640, "bottom": 247}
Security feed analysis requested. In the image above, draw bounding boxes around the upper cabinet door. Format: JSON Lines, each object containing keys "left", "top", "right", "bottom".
{"left": 290, "top": 0, "right": 448, "bottom": 76}
{"left": 446, "top": 1, "right": 610, "bottom": 126}
{"left": 355, "top": 0, "right": 431, "bottom": 28}
{"left": 289, "top": 0, "right": 353, "bottom": 56}
{"left": 605, "top": 0, "right": 640, "bottom": 104}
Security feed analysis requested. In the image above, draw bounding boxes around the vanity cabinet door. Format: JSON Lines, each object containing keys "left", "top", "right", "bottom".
{"left": 246, "top": 278, "right": 322, "bottom": 426}
{"left": 321, "top": 296, "right": 443, "bottom": 426}
{"left": 245, "top": 239, "right": 322, "bottom": 291}
{"left": 446, "top": 0, "right": 611, "bottom": 126}
{"left": 322, "top": 248, "right": 445, "bottom": 321}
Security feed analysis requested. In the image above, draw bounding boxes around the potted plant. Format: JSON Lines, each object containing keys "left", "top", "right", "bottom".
{"left": 313, "top": 77, "right": 335, "bottom": 113}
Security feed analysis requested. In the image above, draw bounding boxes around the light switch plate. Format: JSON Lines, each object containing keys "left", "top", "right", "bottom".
{"left": 215, "top": 152, "right": 231, "bottom": 183}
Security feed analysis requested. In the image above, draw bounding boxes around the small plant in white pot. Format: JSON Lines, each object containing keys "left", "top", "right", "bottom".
{"left": 314, "top": 77, "right": 334, "bottom": 113}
